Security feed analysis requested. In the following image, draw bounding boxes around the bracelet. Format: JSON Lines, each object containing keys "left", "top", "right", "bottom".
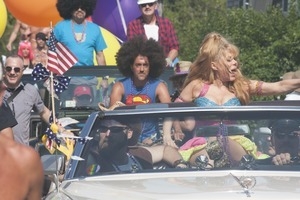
{"left": 255, "top": 81, "right": 263, "bottom": 95}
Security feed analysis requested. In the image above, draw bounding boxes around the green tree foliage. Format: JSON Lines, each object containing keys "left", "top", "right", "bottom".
{"left": 164, "top": 0, "right": 300, "bottom": 100}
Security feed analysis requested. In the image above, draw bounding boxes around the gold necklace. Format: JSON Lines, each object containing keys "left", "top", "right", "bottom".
{"left": 71, "top": 20, "right": 86, "bottom": 43}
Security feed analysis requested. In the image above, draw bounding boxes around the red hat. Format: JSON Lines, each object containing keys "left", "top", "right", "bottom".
{"left": 74, "top": 85, "right": 92, "bottom": 97}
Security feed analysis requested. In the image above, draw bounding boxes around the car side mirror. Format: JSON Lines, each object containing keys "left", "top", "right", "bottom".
{"left": 41, "top": 154, "right": 66, "bottom": 175}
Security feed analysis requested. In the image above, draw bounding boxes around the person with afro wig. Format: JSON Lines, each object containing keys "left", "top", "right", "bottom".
{"left": 108, "top": 36, "right": 188, "bottom": 168}
{"left": 54, "top": 0, "right": 107, "bottom": 66}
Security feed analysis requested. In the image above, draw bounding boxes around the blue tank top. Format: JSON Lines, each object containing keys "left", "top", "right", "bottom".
{"left": 120, "top": 78, "right": 162, "bottom": 143}
{"left": 193, "top": 83, "right": 241, "bottom": 106}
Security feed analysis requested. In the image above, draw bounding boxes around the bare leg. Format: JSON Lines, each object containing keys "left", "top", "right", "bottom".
{"left": 142, "top": 145, "right": 186, "bottom": 167}
{"left": 142, "top": 145, "right": 164, "bottom": 163}
{"left": 162, "top": 145, "right": 185, "bottom": 167}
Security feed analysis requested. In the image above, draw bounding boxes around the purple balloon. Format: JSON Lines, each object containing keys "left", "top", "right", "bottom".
{"left": 92, "top": 0, "right": 141, "bottom": 43}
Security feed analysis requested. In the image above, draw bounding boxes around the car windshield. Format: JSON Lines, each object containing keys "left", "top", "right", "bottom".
{"left": 67, "top": 105, "right": 300, "bottom": 179}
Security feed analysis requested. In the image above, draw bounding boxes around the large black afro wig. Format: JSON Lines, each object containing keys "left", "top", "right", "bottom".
{"left": 56, "top": 0, "right": 97, "bottom": 19}
{"left": 116, "top": 36, "right": 165, "bottom": 78}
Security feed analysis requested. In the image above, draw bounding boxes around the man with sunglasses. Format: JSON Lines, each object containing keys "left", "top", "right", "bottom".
{"left": 54, "top": 0, "right": 107, "bottom": 66}
{"left": 268, "top": 119, "right": 300, "bottom": 165}
{"left": 86, "top": 119, "right": 152, "bottom": 174}
{"left": 0, "top": 77, "right": 44, "bottom": 200}
{"left": 2, "top": 55, "right": 51, "bottom": 145}
{"left": 127, "top": 0, "right": 179, "bottom": 67}
{"left": 0, "top": 66, "right": 44, "bottom": 200}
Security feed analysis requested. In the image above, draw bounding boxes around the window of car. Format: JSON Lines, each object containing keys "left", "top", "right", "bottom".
{"left": 66, "top": 104, "right": 300, "bottom": 179}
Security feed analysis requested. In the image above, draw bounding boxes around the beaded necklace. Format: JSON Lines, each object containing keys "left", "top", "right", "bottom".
{"left": 217, "top": 121, "right": 232, "bottom": 166}
{"left": 71, "top": 20, "right": 86, "bottom": 43}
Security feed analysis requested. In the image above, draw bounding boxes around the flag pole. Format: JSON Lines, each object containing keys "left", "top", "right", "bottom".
{"left": 50, "top": 72, "right": 56, "bottom": 123}
{"left": 116, "top": 0, "right": 127, "bottom": 37}
{"left": 49, "top": 21, "right": 56, "bottom": 124}
{"left": 48, "top": 22, "right": 61, "bottom": 194}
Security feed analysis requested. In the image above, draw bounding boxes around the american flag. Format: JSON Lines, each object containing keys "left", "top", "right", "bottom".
{"left": 47, "top": 30, "right": 77, "bottom": 75}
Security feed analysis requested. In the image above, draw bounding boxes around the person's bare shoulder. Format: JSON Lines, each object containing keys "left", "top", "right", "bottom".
{"left": 180, "top": 79, "right": 203, "bottom": 100}
{"left": 0, "top": 135, "right": 43, "bottom": 199}
{"left": 5, "top": 136, "right": 43, "bottom": 178}
{"left": 112, "top": 81, "right": 123, "bottom": 90}
{"left": 111, "top": 82, "right": 125, "bottom": 96}
{"left": 156, "top": 81, "right": 171, "bottom": 103}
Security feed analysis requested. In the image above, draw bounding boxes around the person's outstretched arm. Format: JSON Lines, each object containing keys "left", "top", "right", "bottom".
{"left": 6, "top": 20, "right": 21, "bottom": 51}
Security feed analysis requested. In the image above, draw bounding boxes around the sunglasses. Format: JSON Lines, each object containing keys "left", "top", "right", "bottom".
{"left": 5, "top": 66, "right": 22, "bottom": 73}
{"left": 98, "top": 126, "right": 127, "bottom": 133}
{"left": 74, "top": 7, "right": 86, "bottom": 11}
{"left": 275, "top": 131, "right": 299, "bottom": 139}
{"left": 140, "top": 2, "right": 155, "bottom": 7}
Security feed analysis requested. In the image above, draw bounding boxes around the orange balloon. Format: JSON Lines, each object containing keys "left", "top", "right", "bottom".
{"left": 4, "top": 0, "right": 62, "bottom": 27}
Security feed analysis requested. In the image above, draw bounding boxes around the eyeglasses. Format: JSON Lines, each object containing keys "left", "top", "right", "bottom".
{"left": 140, "top": 2, "right": 155, "bottom": 7}
{"left": 275, "top": 131, "right": 299, "bottom": 139}
{"left": 5, "top": 66, "right": 22, "bottom": 73}
{"left": 98, "top": 126, "right": 127, "bottom": 133}
{"left": 74, "top": 7, "right": 86, "bottom": 11}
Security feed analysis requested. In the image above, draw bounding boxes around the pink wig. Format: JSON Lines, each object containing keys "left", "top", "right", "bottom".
{"left": 17, "top": 41, "right": 34, "bottom": 60}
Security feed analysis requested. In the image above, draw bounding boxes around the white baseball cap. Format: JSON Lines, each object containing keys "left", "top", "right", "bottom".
{"left": 137, "top": 0, "right": 157, "bottom": 5}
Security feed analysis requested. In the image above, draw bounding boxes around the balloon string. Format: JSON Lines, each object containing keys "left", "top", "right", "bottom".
{"left": 116, "top": 0, "right": 127, "bottom": 36}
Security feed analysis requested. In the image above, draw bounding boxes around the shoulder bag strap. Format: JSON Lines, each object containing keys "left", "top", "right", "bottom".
{"left": 6, "top": 85, "right": 24, "bottom": 104}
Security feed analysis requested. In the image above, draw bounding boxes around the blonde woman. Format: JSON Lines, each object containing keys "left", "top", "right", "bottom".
{"left": 172, "top": 32, "right": 300, "bottom": 167}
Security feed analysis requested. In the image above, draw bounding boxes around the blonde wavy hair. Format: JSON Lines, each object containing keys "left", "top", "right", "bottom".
{"left": 183, "top": 32, "right": 251, "bottom": 105}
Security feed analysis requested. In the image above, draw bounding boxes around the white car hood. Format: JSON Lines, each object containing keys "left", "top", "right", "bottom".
{"left": 54, "top": 170, "right": 300, "bottom": 200}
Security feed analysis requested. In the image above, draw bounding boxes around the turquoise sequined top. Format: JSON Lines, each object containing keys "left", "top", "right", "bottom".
{"left": 193, "top": 83, "right": 241, "bottom": 106}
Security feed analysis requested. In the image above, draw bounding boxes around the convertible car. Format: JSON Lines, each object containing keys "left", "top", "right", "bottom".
{"left": 42, "top": 101, "right": 300, "bottom": 200}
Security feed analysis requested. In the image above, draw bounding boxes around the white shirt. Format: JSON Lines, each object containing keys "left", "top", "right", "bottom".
{"left": 144, "top": 24, "right": 159, "bottom": 41}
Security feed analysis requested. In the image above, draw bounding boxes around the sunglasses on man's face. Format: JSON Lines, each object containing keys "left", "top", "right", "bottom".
{"left": 140, "top": 2, "right": 155, "bottom": 7}
{"left": 5, "top": 66, "right": 22, "bottom": 73}
{"left": 74, "top": 7, "right": 86, "bottom": 11}
{"left": 98, "top": 126, "right": 128, "bottom": 133}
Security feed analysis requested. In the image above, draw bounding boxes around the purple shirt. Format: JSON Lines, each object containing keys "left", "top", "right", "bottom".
{"left": 127, "top": 14, "right": 179, "bottom": 57}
